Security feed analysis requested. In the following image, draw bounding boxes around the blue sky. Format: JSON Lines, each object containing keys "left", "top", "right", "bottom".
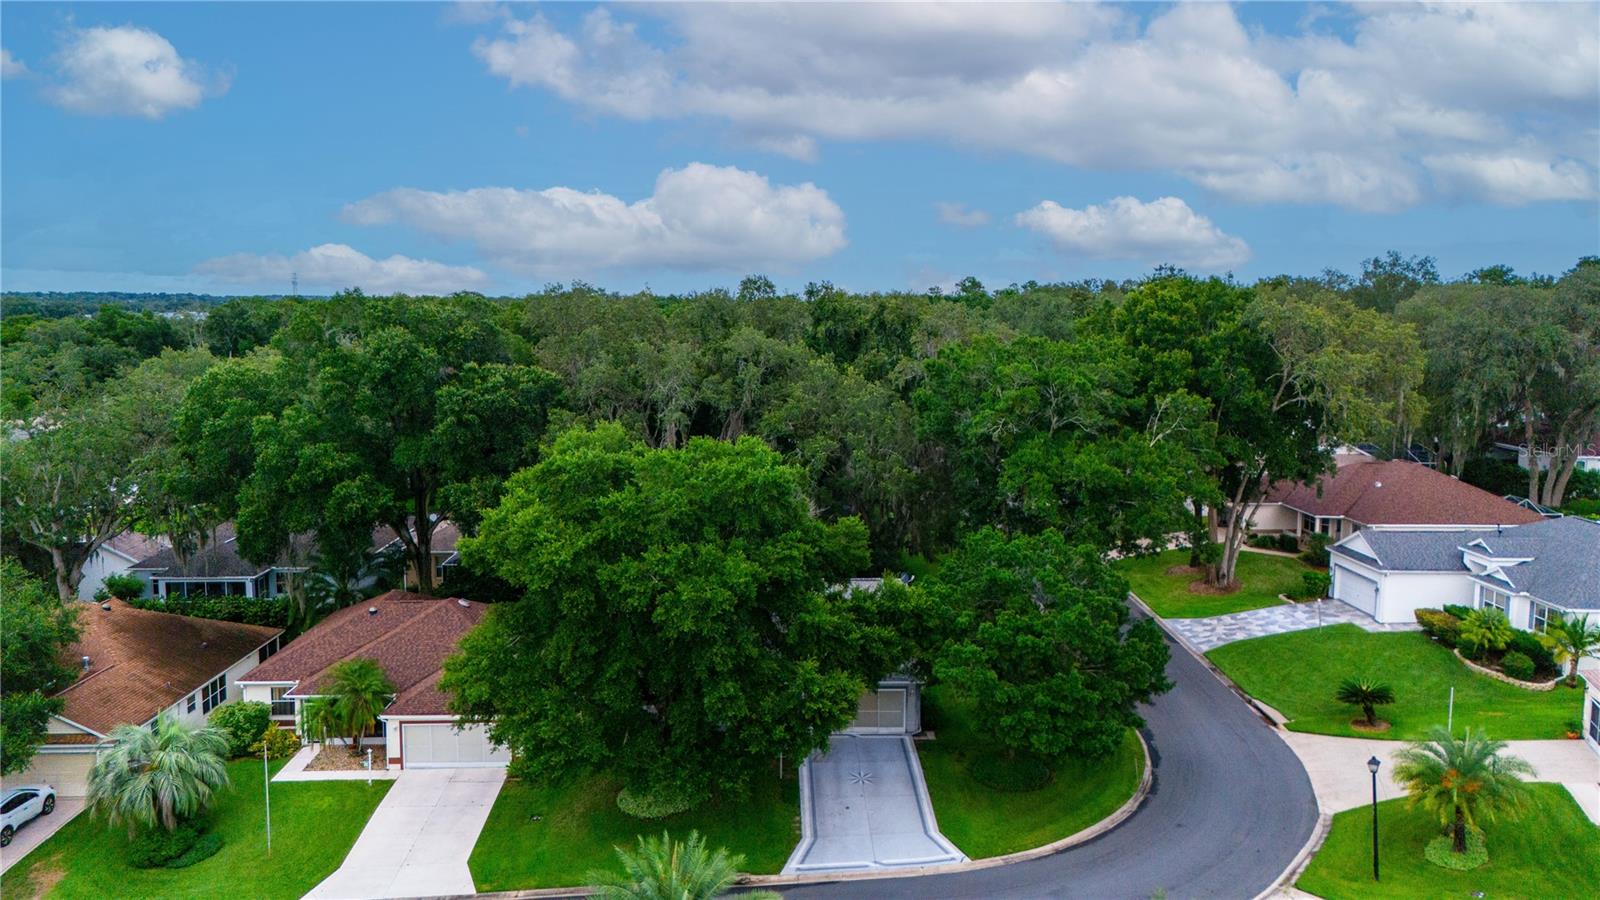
{"left": 2, "top": 2, "right": 1596, "bottom": 297}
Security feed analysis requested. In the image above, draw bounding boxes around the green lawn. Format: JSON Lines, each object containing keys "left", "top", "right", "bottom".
{"left": 1297, "top": 783, "right": 1600, "bottom": 899}
{"left": 1208, "top": 625, "right": 1584, "bottom": 740}
{"left": 1118, "top": 548, "right": 1310, "bottom": 618}
{"left": 469, "top": 767, "right": 799, "bottom": 891}
{"left": 0, "top": 759, "right": 391, "bottom": 900}
{"left": 916, "top": 687, "right": 1146, "bottom": 859}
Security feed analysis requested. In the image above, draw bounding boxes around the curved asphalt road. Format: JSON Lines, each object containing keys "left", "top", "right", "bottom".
{"left": 782, "top": 620, "right": 1319, "bottom": 900}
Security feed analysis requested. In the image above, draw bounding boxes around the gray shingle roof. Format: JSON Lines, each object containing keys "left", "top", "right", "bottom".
{"left": 1330, "top": 517, "right": 1600, "bottom": 612}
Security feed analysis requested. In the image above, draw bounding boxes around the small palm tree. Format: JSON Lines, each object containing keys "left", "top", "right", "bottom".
{"left": 1392, "top": 727, "right": 1533, "bottom": 855}
{"left": 300, "top": 696, "right": 341, "bottom": 746}
{"left": 1459, "top": 608, "right": 1514, "bottom": 659}
{"left": 1540, "top": 614, "right": 1600, "bottom": 686}
{"left": 1335, "top": 677, "right": 1396, "bottom": 727}
{"left": 324, "top": 658, "right": 394, "bottom": 754}
{"left": 86, "top": 713, "right": 230, "bottom": 835}
{"left": 588, "top": 830, "right": 771, "bottom": 900}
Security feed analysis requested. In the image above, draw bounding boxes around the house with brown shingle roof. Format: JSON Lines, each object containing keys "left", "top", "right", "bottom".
{"left": 1240, "top": 458, "right": 1543, "bottom": 544}
{"left": 2, "top": 601, "right": 283, "bottom": 797}
{"left": 238, "top": 590, "right": 506, "bottom": 769}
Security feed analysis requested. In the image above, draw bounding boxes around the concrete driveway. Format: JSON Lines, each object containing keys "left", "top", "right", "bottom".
{"left": 0, "top": 797, "right": 84, "bottom": 874}
{"left": 306, "top": 767, "right": 505, "bottom": 899}
{"left": 783, "top": 734, "right": 964, "bottom": 874}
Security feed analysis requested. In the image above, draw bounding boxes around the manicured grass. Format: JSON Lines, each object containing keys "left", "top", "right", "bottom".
{"left": 916, "top": 687, "right": 1146, "bottom": 859}
{"left": 0, "top": 759, "right": 391, "bottom": 900}
{"left": 1296, "top": 783, "right": 1600, "bottom": 899}
{"left": 1208, "top": 625, "right": 1584, "bottom": 740}
{"left": 1117, "top": 548, "right": 1310, "bottom": 618}
{"left": 469, "top": 766, "right": 799, "bottom": 891}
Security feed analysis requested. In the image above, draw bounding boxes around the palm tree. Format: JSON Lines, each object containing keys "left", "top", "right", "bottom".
{"left": 1459, "top": 608, "right": 1513, "bottom": 659}
{"left": 86, "top": 712, "right": 231, "bottom": 835}
{"left": 1335, "top": 677, "right": 1396, "bottom": 727}
{"left": 1392, "top": 727, "right": 1533, "bottom": 855}
{"left": 588, "top": 830, "right": 775, "bottom": 900}
{"left": 300, "top": 696, "right": 341, "bottom": 747}
{"left": 1541, "top": 613, "right": 1600, "bottom": 686}
{"left": 324, "top": 658, "right": 394, "bottom": 754}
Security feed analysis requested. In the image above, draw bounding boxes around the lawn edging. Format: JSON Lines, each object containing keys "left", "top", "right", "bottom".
{"left": 1452, "top": 648, "right": 1560, "bottom": 691}
{"left": 472, "top": 730, "right": 1155, "bottom": 898}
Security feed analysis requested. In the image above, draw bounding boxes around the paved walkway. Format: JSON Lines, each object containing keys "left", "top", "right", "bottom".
{"left": 0, "top": 797, "right": 83, "bottom": 874}
{"left": 305, "top": 767, "right": 505, "bottom": 899}
{"left": 783, "top": 735, "right": 964, "bottom": 874}
{"left": 273, "top": 743, "right": 400, "bottom": 783}
{"left": 1281, "top": 732, "right": 1600, "bottom": 824}
{"left": 1165, "top": 599, "right": 1418, "bottom": 652}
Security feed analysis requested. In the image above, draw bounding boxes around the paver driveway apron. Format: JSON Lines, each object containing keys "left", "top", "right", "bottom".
{"left": 306, "top": 767, "right": 505, "bottom": 900}
{"left": 783, "top": 734, "right": 964, "bottom": 873}
{"left": 1164, "top": 598, "right": 1417, "bottom": 652}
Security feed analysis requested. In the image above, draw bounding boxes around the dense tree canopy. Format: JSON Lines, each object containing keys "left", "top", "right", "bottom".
{"left": 0, "top": 560, "right": 80, "bottom": 774}
{"left": 442, "top": 424, "right": 890, "bottom": 800}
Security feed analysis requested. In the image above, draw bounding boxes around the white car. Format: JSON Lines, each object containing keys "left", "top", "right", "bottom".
{"left": 0, "top": 785, "right": 56, "bottom": 847}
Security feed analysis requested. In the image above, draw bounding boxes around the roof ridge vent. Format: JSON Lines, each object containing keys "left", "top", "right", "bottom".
{"left": 457, "top": 599, "right": 470, "bottom": 608}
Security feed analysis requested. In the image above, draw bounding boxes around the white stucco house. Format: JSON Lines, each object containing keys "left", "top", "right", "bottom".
{"left": 1327, "top": 517, "right": 1600, "bottom": 668}
{"left": 76, "top": 531, "right": 169, "bottom": 601}
{"left": 238, "top": 590, "right": 509, "bottom": 768}
{"left": 0, "top": 601, "right": 281, "bottom": 796}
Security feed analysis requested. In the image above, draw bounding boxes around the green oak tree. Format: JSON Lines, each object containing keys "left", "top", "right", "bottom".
{"left": 929, "top": 528, "right": 1171, "bottom": 761}
{"left": 0, "top": 560, "right": 80, "bottom": 774}
{"left": 442, "top": 423, "right": 899, "bottom": 803}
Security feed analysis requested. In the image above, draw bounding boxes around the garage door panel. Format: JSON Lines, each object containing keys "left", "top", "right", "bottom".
{"left": 403, "top": 723, "right": 508, "bottom": 768}
{"left": 1333, "top": 565, "right": 1378, "bottom": 616}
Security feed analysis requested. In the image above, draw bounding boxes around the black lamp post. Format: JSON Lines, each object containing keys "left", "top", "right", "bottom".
{"left": 1367, "top": 755, "right": 1381, "bottom": 881}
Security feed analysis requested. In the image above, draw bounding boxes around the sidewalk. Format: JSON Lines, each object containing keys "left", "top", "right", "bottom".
{"left": 272, "top": 743, "right": 401, "bottom": 783}
{"left": 1279, "top": 731, "right": 1600, "bottom": 824}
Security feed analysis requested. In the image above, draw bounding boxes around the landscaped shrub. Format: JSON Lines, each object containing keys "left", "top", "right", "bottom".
{"left": 1247, "top": 534, "right": 1276, "bottom": 550}
{"left": 1459, "top": 608, "right": 1513, "bottom": 659}
{"left": 1299, "top": 533, "right": 1330, "bottom": 566}
{"left": 1442, "top": 603, "right": 1474, "bottom": 621}
{"left": 127, "top": 823, "right": 201, "bottom": 869}
{"left": 1297, "top": 571, "right": 1332, "bottom": 600}
{"left": 100, "top": 573, "right": 147, "bottom": 601}
{"left": 616, "top": 786, "right": 702, "bottom": 819}
{"left": 1505, "top": 630, "right": 1557, "bottom": 676}
{"left": 248, "top": 725, "right": 302, "bottom": 760}
{"left": 1414, "top": 609, "right": 1462, "bottom": 647}
{"left": 209, "top": 701, "right": 271, "bottom": 757}
{"left": 1563, "top": 497, "right": 1600, "bottom": 519}
{"left": 1500, "top": 651, "right": 1535, "bottom": 681}
{"left": 968, "top": 752, "right": 1053, "bottom": 792}
{"left": 1424, "top": 826, "right": 1487, "bottom": 871}
{"left": 127, "top": 595, "right": 290, "bottom": 628}
{"left": 1275, "top": 534, "right": 1302, "bottom": 554}
{"left": 165, "top": 831, "right": 224, "bottom": 868}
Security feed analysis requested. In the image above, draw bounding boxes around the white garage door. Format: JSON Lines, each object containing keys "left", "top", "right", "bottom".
{"left": 1333, "top": 565, "right": 1379, "bottom": 617}
{"left": 402, "top": 723, "right": 510, "bottom": 769}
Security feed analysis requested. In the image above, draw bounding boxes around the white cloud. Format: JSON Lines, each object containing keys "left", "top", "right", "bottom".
{"left": 1423, "top": 153, "right": 1597, "bottom": 206}
{"left": 47, "top": 25, "right": 222, "bottom": 119}
{"left": 194, "top": 244, "right": 490, "bottom": 295}
{"left": 342, "top": 163, "right": 846, "bottom": 274}
{"left": 468, "top": 3, "right": 1598, "bottom": 210}
{"left": 935, "top": 202, "right": 991, "bottom": 227}
{"left": 1015, "top": 196, "right": 1250, "bottom": 271}
{"left": 1, "top": 48, "right": 28, "bottom": 79}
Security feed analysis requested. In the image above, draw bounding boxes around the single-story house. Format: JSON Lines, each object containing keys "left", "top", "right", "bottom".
{"left": 0, "top": 601, "right": 282, "bottom": 796}
{"left": 129, "top": 522, "right": 316, "bottom": 600}
{"left": 77, "top": 531, "right": 169, "bottom": 601}
{"left": 238, "top": 590, "right": 507, "bottom": 768}
{"left": 1582, "top": 671, "right": 1600, "bottom": 757}
{"left": 1241, "top": 458, "right": 1543, "bottom": 544}
{"left": 1327, "top": 515, "right": 1600, "bottom": 642}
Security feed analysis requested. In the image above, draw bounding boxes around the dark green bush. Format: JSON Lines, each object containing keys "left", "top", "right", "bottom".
{"left": 101, "top": 573, "right": 147, "bottom": 600}
{"left": 616, "top": 786, "right": 703, "bottom": 819}
{"left": 165, "top": 831, "right": 223, "bottom": 868}
{"left": 127, "top": 595, "right": 289, "bottom": 628}
{"left": 1247, "top": 535, "right": 1276, "bottom": 549}
{"left": 1504, "top": 630, "right": 1556, "bottom": 676}
{"left": 1442, "top": 604, "right": 1474, "bottom": 621}
{"left": 967, "top": 752, "right": 1053, "bottom": 792}
{"left": 1414, "top": 609, "right": 1462, "bottom": 647}
{"left": 1299, "top": 533, "right": 1330, "bottom": 566}
{"left": 1564, "top": 498, "right": 1600, "bottom": 518}
{"left": 127, "top": 824, "right": 200, "bottom": 869}
{"left": 249, "top": 725, "right": 302, "bottom": 760}
{"left": 209, "top": 701, "right": 271, "bottom": 757}
{"left": 1297, "top": 571, "right": 1332, "bottom": 600}
{"left": 1500, "top": 651, "right": 1535, "bottom": 681}
{"left": 1275, "top": 534, "right": 1302, "bottom": 553}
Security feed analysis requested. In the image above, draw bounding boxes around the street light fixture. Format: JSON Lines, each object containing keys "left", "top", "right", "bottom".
{"left": 1367, "top": 755, "right": 1381, "bottom": 881}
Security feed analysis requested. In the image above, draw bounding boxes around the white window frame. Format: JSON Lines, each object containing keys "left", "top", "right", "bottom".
{"left": 201, "top": 674, "right": 227, "bottom": 714}
{"left": 1529, "top": 601, "right": 1554, "bottom": 633}
{"left": 1480, "top": 585, "right": 1509, "bottom": 614}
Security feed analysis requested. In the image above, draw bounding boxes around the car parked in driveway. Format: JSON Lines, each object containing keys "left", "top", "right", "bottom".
{"left": 1, "top": 785, "right": 56, "bottom": 847}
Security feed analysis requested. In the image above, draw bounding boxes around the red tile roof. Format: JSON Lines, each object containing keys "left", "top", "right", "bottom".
{"left": 242, "top": 590, "right": 486, "bottom": 716}
{"left": 1264, "top": 459, "right": 1544, "bottom": 527}
{"left": 55, "top": 600, "right": 282, "bottom": 734}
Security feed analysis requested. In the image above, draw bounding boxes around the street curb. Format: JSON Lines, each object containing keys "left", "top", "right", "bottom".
{"left": 1252, "top": 811, "right": 1332, "bottom": 900}
{"left": 461, "top": 729, "right": 1156, "bottom": 898}
{"left": 1126, "top": 591, "right": 1284, "bottom": 729}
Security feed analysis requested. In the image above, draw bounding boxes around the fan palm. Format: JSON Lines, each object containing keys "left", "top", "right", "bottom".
{"left": 324, "top": 658, "right": 394, "bottom": 754}
{"left": 1459, "top": 608, "right": 1513, "bottom": 658}
{"left": 1540, "top": 613, "right": 1600, "bottom": 686}
{"left": 1334, "top": 677, "right": 1395, "bottom": 726}
{"left": 86, "top": 712, "right": 230, "bottom": 835}
{"left": 1392, "top": 727, "right": 1533, "bottom": 855}
{"left": 588, "top": 830, "right": 773, "bottom": 900}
